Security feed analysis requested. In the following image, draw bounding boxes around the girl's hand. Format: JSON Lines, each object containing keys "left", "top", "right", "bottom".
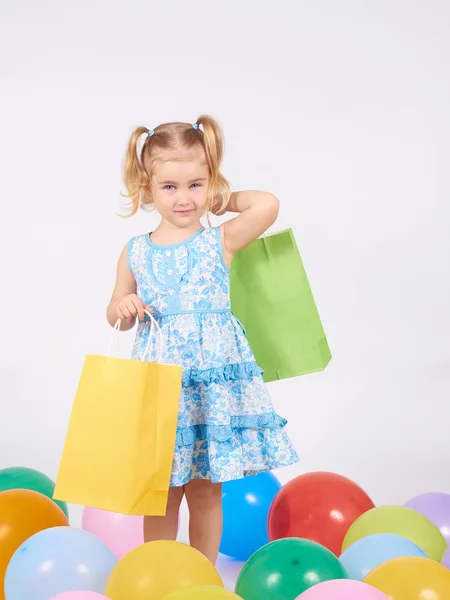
{"left": 115, "top": 294, "right": 151, "bottom": 322}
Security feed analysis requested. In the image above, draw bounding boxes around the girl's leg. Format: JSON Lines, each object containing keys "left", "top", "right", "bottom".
{"left": 184, "top": 479, "right": 223, "bottom": 564}
{"left": 143, "top": 485, "right": 184, "bottom": 542}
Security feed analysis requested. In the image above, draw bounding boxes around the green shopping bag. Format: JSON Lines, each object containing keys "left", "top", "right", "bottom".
{"left": 230, "top": 229, "right": 331, "bottom": 382}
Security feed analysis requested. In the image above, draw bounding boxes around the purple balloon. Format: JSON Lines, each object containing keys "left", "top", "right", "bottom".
{"left": 404, "top": 493, "right": 450, "bottom": 543}
{"left": 442, "top": 546, "right": 450, "bottom": 569}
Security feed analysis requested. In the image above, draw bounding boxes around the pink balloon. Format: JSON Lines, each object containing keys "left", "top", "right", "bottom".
{"left": 81, "top": 507, "right": 144, "bottom": 560}
{"left": 296, "top": 579, "right": 390, "bottom": 599}
{"left": 49, "top": 594, "right": 109, "bottom": 600}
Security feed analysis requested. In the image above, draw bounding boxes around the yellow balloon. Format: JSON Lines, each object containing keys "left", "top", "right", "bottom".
{"left": 105, "top": 541, "right": 223, "bottom": 600}
{"left": 162, "top": 585, "right": 242, "bottom": 599}
{"left": 342, "top": 505, "right": 446, "bottom": 560}
{"left": 364, "top": 555, "right": 450, "bottom": 599}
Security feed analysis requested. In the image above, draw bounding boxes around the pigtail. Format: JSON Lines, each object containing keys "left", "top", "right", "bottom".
{"left": 196, "top": 115, "right": 231, "bottom": 214}
{"left": 120, "top": 126, "right": 152, "bottom": 217}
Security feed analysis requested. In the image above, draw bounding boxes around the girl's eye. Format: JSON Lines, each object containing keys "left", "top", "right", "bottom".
{"left": 191, "top": 183, "right": 201, "bottom": 188}
{"left": 164, "top": 185, "right": 175, "bottom": 191}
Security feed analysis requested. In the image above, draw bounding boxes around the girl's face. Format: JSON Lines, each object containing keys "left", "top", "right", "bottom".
{"left": 150, "top": 146, "right": 210, "bottom": 228}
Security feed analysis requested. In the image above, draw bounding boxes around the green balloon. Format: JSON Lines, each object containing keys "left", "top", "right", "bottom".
{"left": 0, "top": 467, "right": 69, "bottom": 518}
{"left": 235, "top": 538, "right": 347, "bottom": 600}
{"left": 342, "top": 505, "right": 447, "bottom": 561}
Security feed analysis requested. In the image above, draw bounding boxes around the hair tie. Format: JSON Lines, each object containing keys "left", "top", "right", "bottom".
{"left": 147, "top": 129, "right": 155, "bottom": 137}
{"left": 192, "top": 123, "right": 199, "bottom": 131}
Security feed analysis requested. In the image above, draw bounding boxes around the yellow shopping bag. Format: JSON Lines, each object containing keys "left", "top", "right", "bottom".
{"left": 53, "top": 312, "right": 182, "bottom": 516}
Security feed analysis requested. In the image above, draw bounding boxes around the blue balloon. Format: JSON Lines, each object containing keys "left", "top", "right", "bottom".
{"left": 339, "top": 533, "right": 427, "bottom": 580}
{"left": 220, "top": 472, "right": 282, "bottom": 561}
{"left": 4, "top": 526, "right": 117, "bottom": 600}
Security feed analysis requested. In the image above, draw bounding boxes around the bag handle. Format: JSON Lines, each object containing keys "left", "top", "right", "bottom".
{"left": 108, "top": 310, "right": 164, "bottom": 363}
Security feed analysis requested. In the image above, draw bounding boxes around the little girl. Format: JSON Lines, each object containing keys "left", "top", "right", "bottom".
{"left": 106, "top": 115, "right": 299, "bottom": 564}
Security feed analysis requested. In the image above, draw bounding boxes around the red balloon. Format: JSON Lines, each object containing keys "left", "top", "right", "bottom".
{"left": 268, "top": 472, "right": 375, "bottom": 555}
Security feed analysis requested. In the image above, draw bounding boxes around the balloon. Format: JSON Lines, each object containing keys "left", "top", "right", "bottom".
{"left": 0, "top": 489, "right": 69, "bottom": 600}
{"left": 339, "top": 533, "right": 426, "bottom": 580}
{"left": 220, "top": 472, "right": 282, "bottom": 561}
{"left": 268, "top": 471, "right": 375, "bottom": 555}
{"left": 364, "top": 555, "right": 450, "bottom": 599}
{"left": 4, "top": 526, "right": 117, "bottom": 600}
{"left": 441, "top": 545, "right": 450, "bottom": 569}
{"left": 342, "top": 505, "right": 447, "bottom": 560}
{"left": 295, "top": 579, "right": 390, "bottom": 599}
{"left": 82, "top": 507, "right": 144, "bottom": 560}
{"left": 404, "top": 492, "right": 450, "bottom": 543}
{"left": 0, "top": 466, "right": 69, "bottom": 518}
{"left": 105, "top": 540, "right": 223, "bottom": 600}
{"left": 161, "top": 585, "right": 242, "bottom": 599}
{"left": 49, "top": 594, "right": 109, "bottom": 600}
{"left": 235, "top": 538, "right": 348, "bottom": 600}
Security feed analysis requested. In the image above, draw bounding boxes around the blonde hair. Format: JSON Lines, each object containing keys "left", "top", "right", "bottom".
{"left": 121, "top": 115, "right": 231, "bottom": 217}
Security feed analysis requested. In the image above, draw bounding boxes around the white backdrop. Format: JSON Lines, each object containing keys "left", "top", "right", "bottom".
{"left": 1, "top": 0, "right": 450, "bottom": 539}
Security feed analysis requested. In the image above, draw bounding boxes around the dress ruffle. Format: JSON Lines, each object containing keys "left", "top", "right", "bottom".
{"left": 175, "top": 412, "right": 287, "bottom": 446}
{"left": 171, "top": 426, "right": 299, "bottom": 486}
{"left": 169, "top": 359, "right": 298, "bottom": 485}
{"left": 182, "top": 361, "right": 263, "bottom": 387}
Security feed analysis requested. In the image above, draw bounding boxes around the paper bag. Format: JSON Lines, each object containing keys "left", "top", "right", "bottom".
{"left": 54, "top": 313, "right": 182, "bottom": 516}
{"left": 230, "top": 228, "right": 331, "bottom": 382}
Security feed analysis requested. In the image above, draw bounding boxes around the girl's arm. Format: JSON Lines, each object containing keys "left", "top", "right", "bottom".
{"left": 106, "top": 245, "right": 148, "bottom": 330}
{"left": 220, "top": 190, "right": 279, "bottom": 265}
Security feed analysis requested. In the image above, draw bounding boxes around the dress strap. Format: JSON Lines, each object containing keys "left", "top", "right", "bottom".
{"left": 213, "top": 226, "right": 230, "bottom": 272}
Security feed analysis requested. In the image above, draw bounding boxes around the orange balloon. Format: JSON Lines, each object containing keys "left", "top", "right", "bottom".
{"left": 0, "top": 489, "right": 69, "bottom": 600}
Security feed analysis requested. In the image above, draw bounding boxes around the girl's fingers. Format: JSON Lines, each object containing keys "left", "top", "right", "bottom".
{"left": 116, "top": 295, "right": 146, "bottom": 321}
{"left": 128, "top": 300, "right": 140, "bottom": 316}
{"left": 131, "top": 298, "right": 145, "bottom": 321}
{"left": 121, "top": 305, "right": 133, "bottom": 319}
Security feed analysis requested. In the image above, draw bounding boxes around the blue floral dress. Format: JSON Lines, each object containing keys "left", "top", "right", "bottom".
{"left": 127, "top": 226, "right": 299, "bottom": 486}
